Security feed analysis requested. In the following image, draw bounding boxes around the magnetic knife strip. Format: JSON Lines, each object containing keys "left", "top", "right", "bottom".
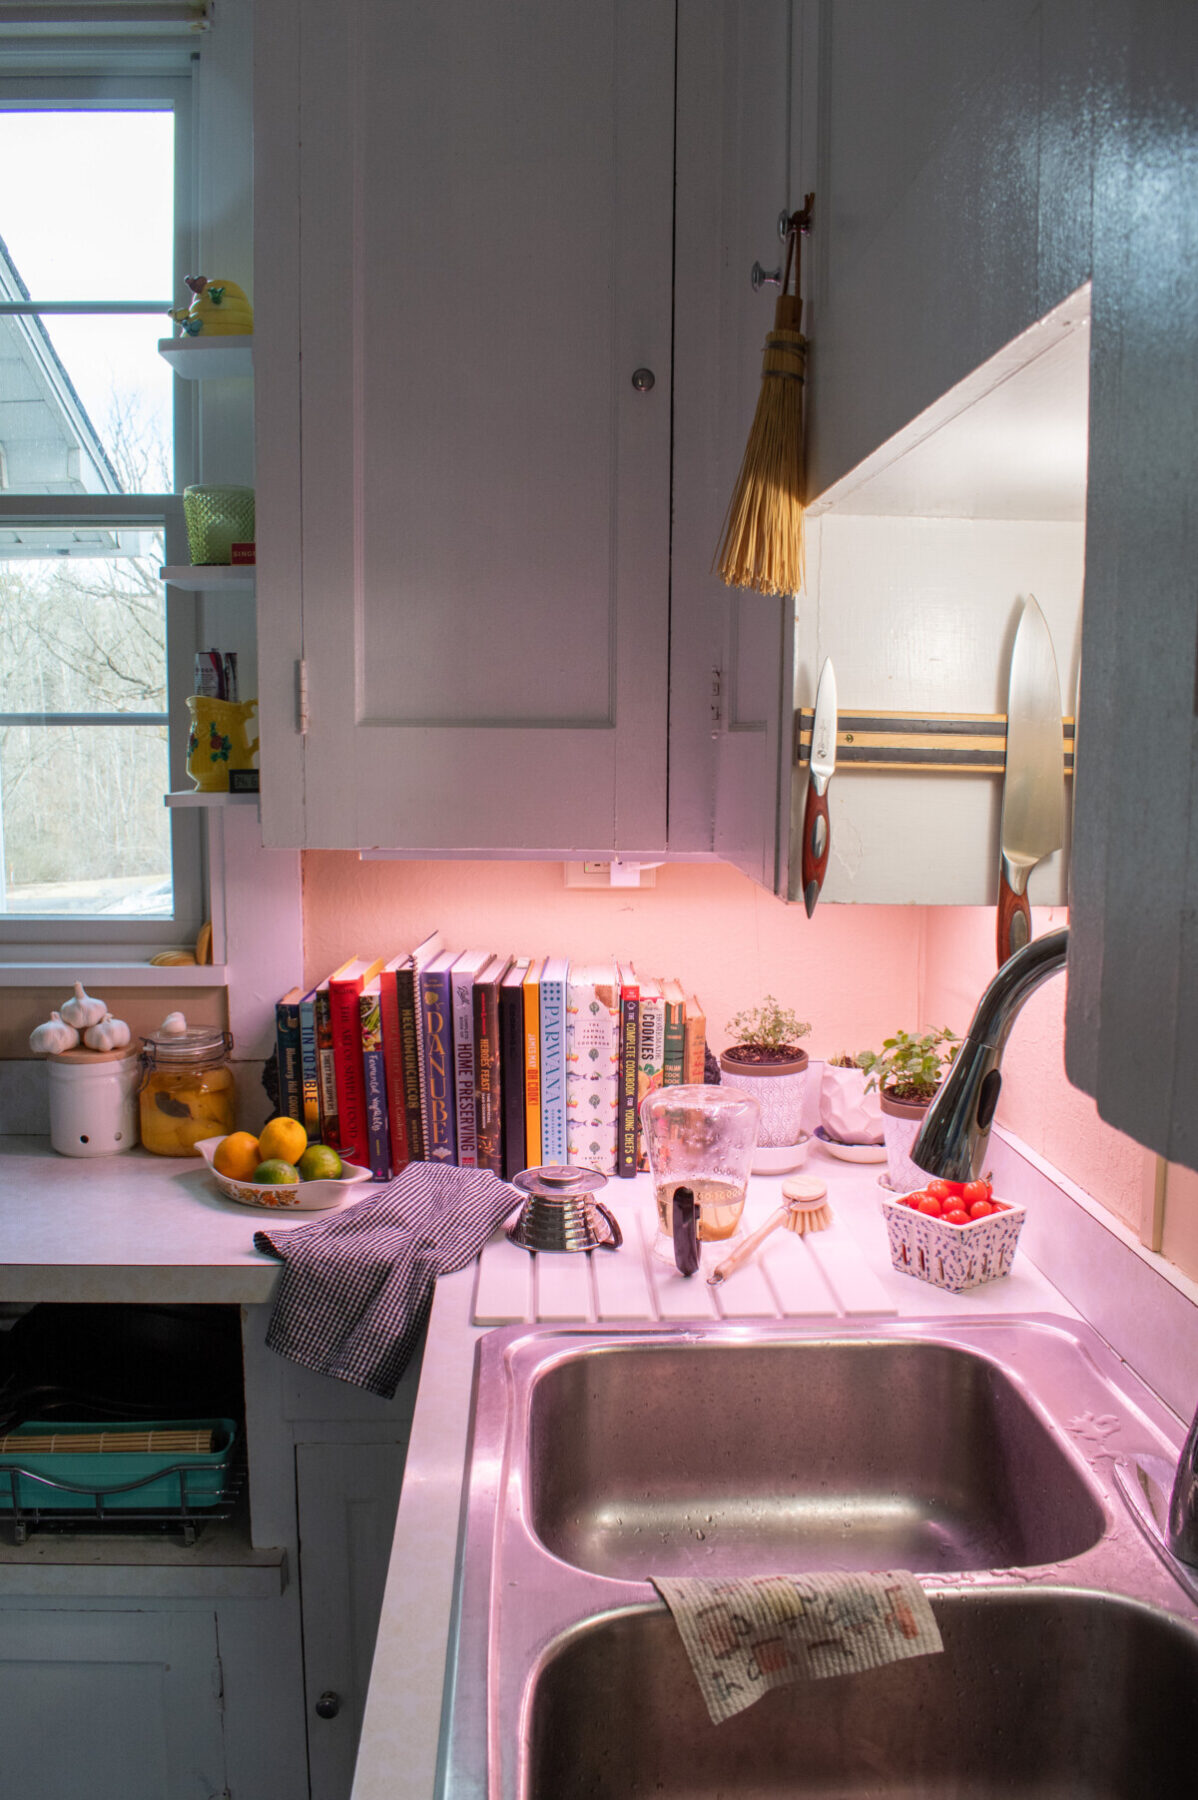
{"left": 795, "top": 710, "right": 1076, "bottom": 774}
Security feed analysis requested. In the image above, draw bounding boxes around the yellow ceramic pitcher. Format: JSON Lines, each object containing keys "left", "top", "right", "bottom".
{"left": 186, "top": 696, "right": 259, "bottom": 792}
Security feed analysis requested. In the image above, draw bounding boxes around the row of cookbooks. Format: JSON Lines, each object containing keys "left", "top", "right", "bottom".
{"left": 274, "top": 936, "right": 707, "bottom": 1182}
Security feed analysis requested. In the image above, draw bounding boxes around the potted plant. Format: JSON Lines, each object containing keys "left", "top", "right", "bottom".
{"left": 720, "top": 997, "right": 811, "bottom": 1150}
{"left": 819, "top": 1052, "right": 884, "bottom": 1147}
{"left": 858, "top": 1028, "right": 959, "bottom": 1192}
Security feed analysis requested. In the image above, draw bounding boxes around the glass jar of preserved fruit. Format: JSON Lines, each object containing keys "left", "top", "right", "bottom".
{"left": 139, "top": 1021, "right": 236, "bottom": 1156}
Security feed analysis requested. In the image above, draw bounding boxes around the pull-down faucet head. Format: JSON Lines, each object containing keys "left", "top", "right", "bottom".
{"left": 911, "top": 928, "right": 1069, "bottom": 1184}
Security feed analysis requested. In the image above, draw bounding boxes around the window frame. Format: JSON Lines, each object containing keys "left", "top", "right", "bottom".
{"left": 0, "top": 66, "right": 207, "bottom": 958}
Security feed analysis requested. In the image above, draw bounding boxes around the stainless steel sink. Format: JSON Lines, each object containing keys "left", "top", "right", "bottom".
{"left": 527, "top": 1588, "right": 1198, "bottom": 1798}
{"left": 438, "top": 1318, "right": 1198, "bottom": 1798}
{"left": 528, "top": 1338, "right": 1105, "bottom": 1577}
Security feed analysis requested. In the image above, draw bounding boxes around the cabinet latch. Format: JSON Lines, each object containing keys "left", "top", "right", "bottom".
{"left": 296, "top": 658, "right": 309, "bottom": 735}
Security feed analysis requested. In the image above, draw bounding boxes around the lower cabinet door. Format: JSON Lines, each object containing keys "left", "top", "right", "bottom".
{"left": 296, "top": 1441, "right": 407, "bottom": 1800}
{"left": 0, "top": 1607, "right": 228, "bottom": 1800}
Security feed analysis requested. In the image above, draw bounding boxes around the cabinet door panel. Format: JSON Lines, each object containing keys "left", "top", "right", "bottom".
{"left": 291, "top": 0, "right": 674, "bottom": 852}
{"left": 0, "top": 1608, "right": 226, "bottom": 1800}
{"left": 297, "top": 1441, "right": 406, "bottom": 1800}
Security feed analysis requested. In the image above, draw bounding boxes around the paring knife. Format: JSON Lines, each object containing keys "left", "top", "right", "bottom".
{"left": 801, "top": 658, "right": 838, "bottom": 916}
{"left": 997, "top": 596, "right": 1065, "bottom": 966}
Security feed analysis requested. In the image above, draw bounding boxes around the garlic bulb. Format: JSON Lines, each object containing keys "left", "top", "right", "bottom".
{"left": 83, "top": 1013, "right": 132, "bottom": 1053}
{"left": 158, "top": 1011, "right": 188, "bottom": 1036}
{"left": 29, "top": 1012, "right": 81, "bottom": 1055}
{"left": 60, "top": 982, "right": 107, "bottom": 1030}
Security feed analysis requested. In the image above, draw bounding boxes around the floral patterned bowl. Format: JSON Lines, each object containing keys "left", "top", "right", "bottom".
{"left": 196, "top": 1137, "right": 373, "bottom": 1210}
{"left": 880, "top": 1193, "right": 1026, "bottom": 1292}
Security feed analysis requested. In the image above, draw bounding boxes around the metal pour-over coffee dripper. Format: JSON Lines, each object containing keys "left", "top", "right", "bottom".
{"left": 506, "top": 1165, "right": 623, "bottom": 1253}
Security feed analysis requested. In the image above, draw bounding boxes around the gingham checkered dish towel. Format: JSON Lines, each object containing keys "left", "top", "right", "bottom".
{"left": 254, "top": 1163, "right": 522, "bottom": 1396}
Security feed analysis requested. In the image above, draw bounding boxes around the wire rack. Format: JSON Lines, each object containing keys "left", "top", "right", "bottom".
{"left": 0, "top": 1436, "right": 246, "bottom": 1546}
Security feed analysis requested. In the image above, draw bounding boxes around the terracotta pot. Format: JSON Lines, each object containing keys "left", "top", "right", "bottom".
{"left": 879, "top": 1089, "right": 938, "bottom": 1193}
{"left": 819, "top": 1064, "right": 884, "bottom": 1145}
{"left": 719, "top": 1048, "right": 809, "bottom": 1149}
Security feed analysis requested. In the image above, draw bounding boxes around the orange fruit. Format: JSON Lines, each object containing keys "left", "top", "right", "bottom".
{"left": 213, "top": 1131, "right": 261, "bottom": 1180}
{"left": 258, "top": 1116, "right": 308, "bottom": 1165}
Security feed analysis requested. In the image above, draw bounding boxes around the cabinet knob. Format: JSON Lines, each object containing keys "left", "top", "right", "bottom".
{"left": 751, "top": 261, "right": 782, "bottom": 292}
{"left": 630, "top": 367, "right": 656, "bottom": 392}
{"left": 315, "top": 1691, "right": 342, "bottom": 1720}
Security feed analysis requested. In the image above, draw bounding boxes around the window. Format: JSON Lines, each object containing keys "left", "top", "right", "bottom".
{"left": 0, "top": 69, "right": 202, "bottom": 953}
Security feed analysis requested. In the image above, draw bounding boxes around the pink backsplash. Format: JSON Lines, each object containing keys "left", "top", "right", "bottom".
{"left": 302, "top": 857, "right": 1151, "bottom": 1225}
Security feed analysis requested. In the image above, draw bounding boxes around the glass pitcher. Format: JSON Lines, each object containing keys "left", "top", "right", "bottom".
{"left": 639, "top": 1084, "right": 760, "bottom": 1275}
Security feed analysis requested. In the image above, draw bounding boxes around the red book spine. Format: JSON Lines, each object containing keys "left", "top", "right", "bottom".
{"left": 379, "top": 968, "right": 411, "bottom": 1174}
{"left": 329, "top": 976, "right": 369, "bottom": 1166}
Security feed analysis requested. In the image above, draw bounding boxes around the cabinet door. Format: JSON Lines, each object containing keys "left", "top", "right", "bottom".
{"left": 0, "top": 1608, "right": 227, "bottom": 1799}
{"left": 296, "top": 1441, "right": 406, "bottom": 1800}
{"left": 257, "top": 0, "right": 675, "bottom": 854}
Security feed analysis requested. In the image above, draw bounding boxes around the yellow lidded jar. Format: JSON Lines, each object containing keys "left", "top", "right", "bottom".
{"left": 139, "top": 1022, "right": 236, "bottom": 1156}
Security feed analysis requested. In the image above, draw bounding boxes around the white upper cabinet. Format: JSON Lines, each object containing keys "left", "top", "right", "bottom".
{"left": 254, "top": 0, "right": 675, "bottom": 853}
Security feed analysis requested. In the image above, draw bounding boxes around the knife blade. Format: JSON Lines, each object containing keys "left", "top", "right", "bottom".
{"left": 997, "top": 596, "right": 1064, "bottom": 965}
{"left": 801, "top": 658, "right": 837, "bottom": 917}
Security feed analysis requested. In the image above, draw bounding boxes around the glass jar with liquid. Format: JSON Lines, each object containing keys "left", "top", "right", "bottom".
{"left": 139, "top": 1023, "right": 236, "bottom": 1155}
{"left": 639, "top": 1084, "right": 760, "bottom": 1273}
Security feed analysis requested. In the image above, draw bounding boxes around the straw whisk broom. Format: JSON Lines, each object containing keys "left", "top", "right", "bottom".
{"left": 715, "top": 196, "right": 814, "bottom": 598}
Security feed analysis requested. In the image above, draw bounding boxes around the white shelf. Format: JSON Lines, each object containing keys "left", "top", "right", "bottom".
{"left": 0, "top": 962, "right": 230, "bottom": 988}
{"left": 160, "top": 565, "right": 255, "bottom": 590}
{"left": 164, "top": 791, "right": 259, "bottom": 809}
{"left": 157, "top": 335, "right": 253, "bottom": 379}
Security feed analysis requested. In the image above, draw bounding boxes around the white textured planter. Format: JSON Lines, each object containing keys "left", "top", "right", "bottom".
{"left": 719, "top": 1050, "right": 809, "bottom": 1149}
{"left": 47, "top": 1046, "right": 140, "bottom": 1157}
{"left": 879, "top": 1090, "right": 935, "bottom": 1193}
{"left": 819, "top": 1065, "right": 884, "bottom": 1145}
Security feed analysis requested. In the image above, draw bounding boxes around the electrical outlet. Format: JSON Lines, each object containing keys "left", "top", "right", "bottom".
{"left": 563, "top": 861, "right": 660, "bottom": 889}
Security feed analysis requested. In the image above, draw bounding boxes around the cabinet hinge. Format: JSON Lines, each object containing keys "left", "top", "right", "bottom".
{"left": 710, "top": 666, "right": 723, "bottom": 740}
{"left": 296, "top": 658, "right": 309, "bottom": 735}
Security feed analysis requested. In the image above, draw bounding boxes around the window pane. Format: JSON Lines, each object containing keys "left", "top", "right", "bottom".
{"left": 0, "top": 111, "right": 174, "bottom": 300}
{"left": 0, "top": 722, "right": 172, "bottom": 918}
{"left": 0, "top": 532, "right": 167, "bottom": 714}
{"left": 0, "top": 109, "right": 175, "bottom": 492}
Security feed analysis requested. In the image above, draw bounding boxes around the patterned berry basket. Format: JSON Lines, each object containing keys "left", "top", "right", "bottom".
{"left": 880, "top": 1193, "right": 1026, "bottom": 1292}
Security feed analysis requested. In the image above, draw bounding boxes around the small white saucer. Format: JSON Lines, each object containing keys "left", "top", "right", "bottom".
{"left": 751, "top": 1132, "right": 810, "bottom": 1176}
{"left": 814, "top": 1126, "right": 887, "bottom": 1164}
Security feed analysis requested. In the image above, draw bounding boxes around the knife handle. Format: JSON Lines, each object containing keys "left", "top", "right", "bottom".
{"left": 801, "top": 780, "right": 830, "bottom": 916}
{"left": 997, "top": 869, "right": 1032, "bottom": 967}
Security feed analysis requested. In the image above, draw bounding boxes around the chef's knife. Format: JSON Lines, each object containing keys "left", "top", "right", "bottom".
{"left": 801, "top": 658, "right": 837, "bottom": 917}
{"left": 997, "top": 596, "right": 1065, "bottom": 965}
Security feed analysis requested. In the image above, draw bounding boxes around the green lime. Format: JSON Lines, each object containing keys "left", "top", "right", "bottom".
{"left": 253, "top": 1158, "right": 300, "bottom": 1185}
{"left": 298, "top": 1144, "right": 343, "bottom": 1182}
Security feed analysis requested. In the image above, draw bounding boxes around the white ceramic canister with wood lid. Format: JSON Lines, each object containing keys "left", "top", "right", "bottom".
{"left": 47, "top": 1044, "right": 141, "bottom": 1156}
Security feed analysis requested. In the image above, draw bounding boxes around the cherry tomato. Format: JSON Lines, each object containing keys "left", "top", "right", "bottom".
{"left": 989, "top": 1199, "right": 1008, "bottom": 1212}
{"left": 917, "top": 1196, "right": 943, "bottom": 1217}
{"left": 962, "top": 1179, "right": 992, "bottom": 1205}
{"left": 969, "top": 1199, "right": 995, "bottom": 1220}
{"left": 944, "top": 1208, "right": 971, "bottom": 1226}
{"left": 926, "top": 1178, "right": 966, "bottom": 1200}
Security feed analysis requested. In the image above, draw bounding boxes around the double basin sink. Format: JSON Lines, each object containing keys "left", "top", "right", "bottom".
{"left": 439, "top": 1318, "right": 1198, "bottom": 1796}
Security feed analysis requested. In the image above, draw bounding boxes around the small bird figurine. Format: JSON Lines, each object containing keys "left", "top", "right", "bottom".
{"left": 170, "top": 275, "right": 253, "bottom": 337}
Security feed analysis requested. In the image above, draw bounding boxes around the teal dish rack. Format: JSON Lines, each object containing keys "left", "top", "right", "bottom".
{"left": 0, "top": 1419, "right": 241, "bottom": 1543}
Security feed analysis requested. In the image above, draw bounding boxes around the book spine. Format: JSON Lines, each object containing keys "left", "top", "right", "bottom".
{"left": 523, "top": 978, "right": 542, "bottom": 1169}
{"left": 499, "top": 984, "right": 526, "bottom": 1180}
{"left": 328, "top": 980, "right": 369, "bottom": 1165}
{"left": 396, "top": 964, "right": 426, "bottom": 1161}
{"left": 314, "top": 988, "right": 339, "bottom": 1148}
{"left": 298, "top": 997, "right": 321, "bottom": 1136}
{"left": 379, "top": 970, "right": 411, "bottom": 1173}
{"left": 662, "top": 991, "right": 685, "bottom": 1088}
{"left": 360, "top": 989, "right": 392, "bottom": 1181}
{"left": 474, "top": 981, "right": 504, "bottom": 1176}
{"left": 539, "top": 976, "right": 566, "bottom": 1164}
{"left": 635, "top": 997, "right": 665, "bottom": 1171}
{"left": 616, "top": 980, "right": 640, "bottom": 1177}
{"left": 420, "top": 967, "right": 458, "bottom": 1164}
{"left": 452, "top": 968, "right": 480, "bottom": 1167}
{"left": 565, "top": 977, "right": 620, "bottom": 1175}
{"left": 684, "top": 1005, "right": 707, "bottom": 1086}
{"left": 275, "top": 998, "right": 303, "bottom": 1122}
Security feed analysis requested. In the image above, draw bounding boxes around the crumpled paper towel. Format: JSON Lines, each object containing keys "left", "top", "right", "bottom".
{"left": 650, "top": 1570, "right": 944, "bottom": 1724}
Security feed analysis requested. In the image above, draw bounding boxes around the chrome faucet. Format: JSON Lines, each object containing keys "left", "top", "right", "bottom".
{"left": 912, "top": 926, "right": 1198, "bottom": 1577}
{"left": 911, "top": 928, "right": 1069, "bottom": 1184}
